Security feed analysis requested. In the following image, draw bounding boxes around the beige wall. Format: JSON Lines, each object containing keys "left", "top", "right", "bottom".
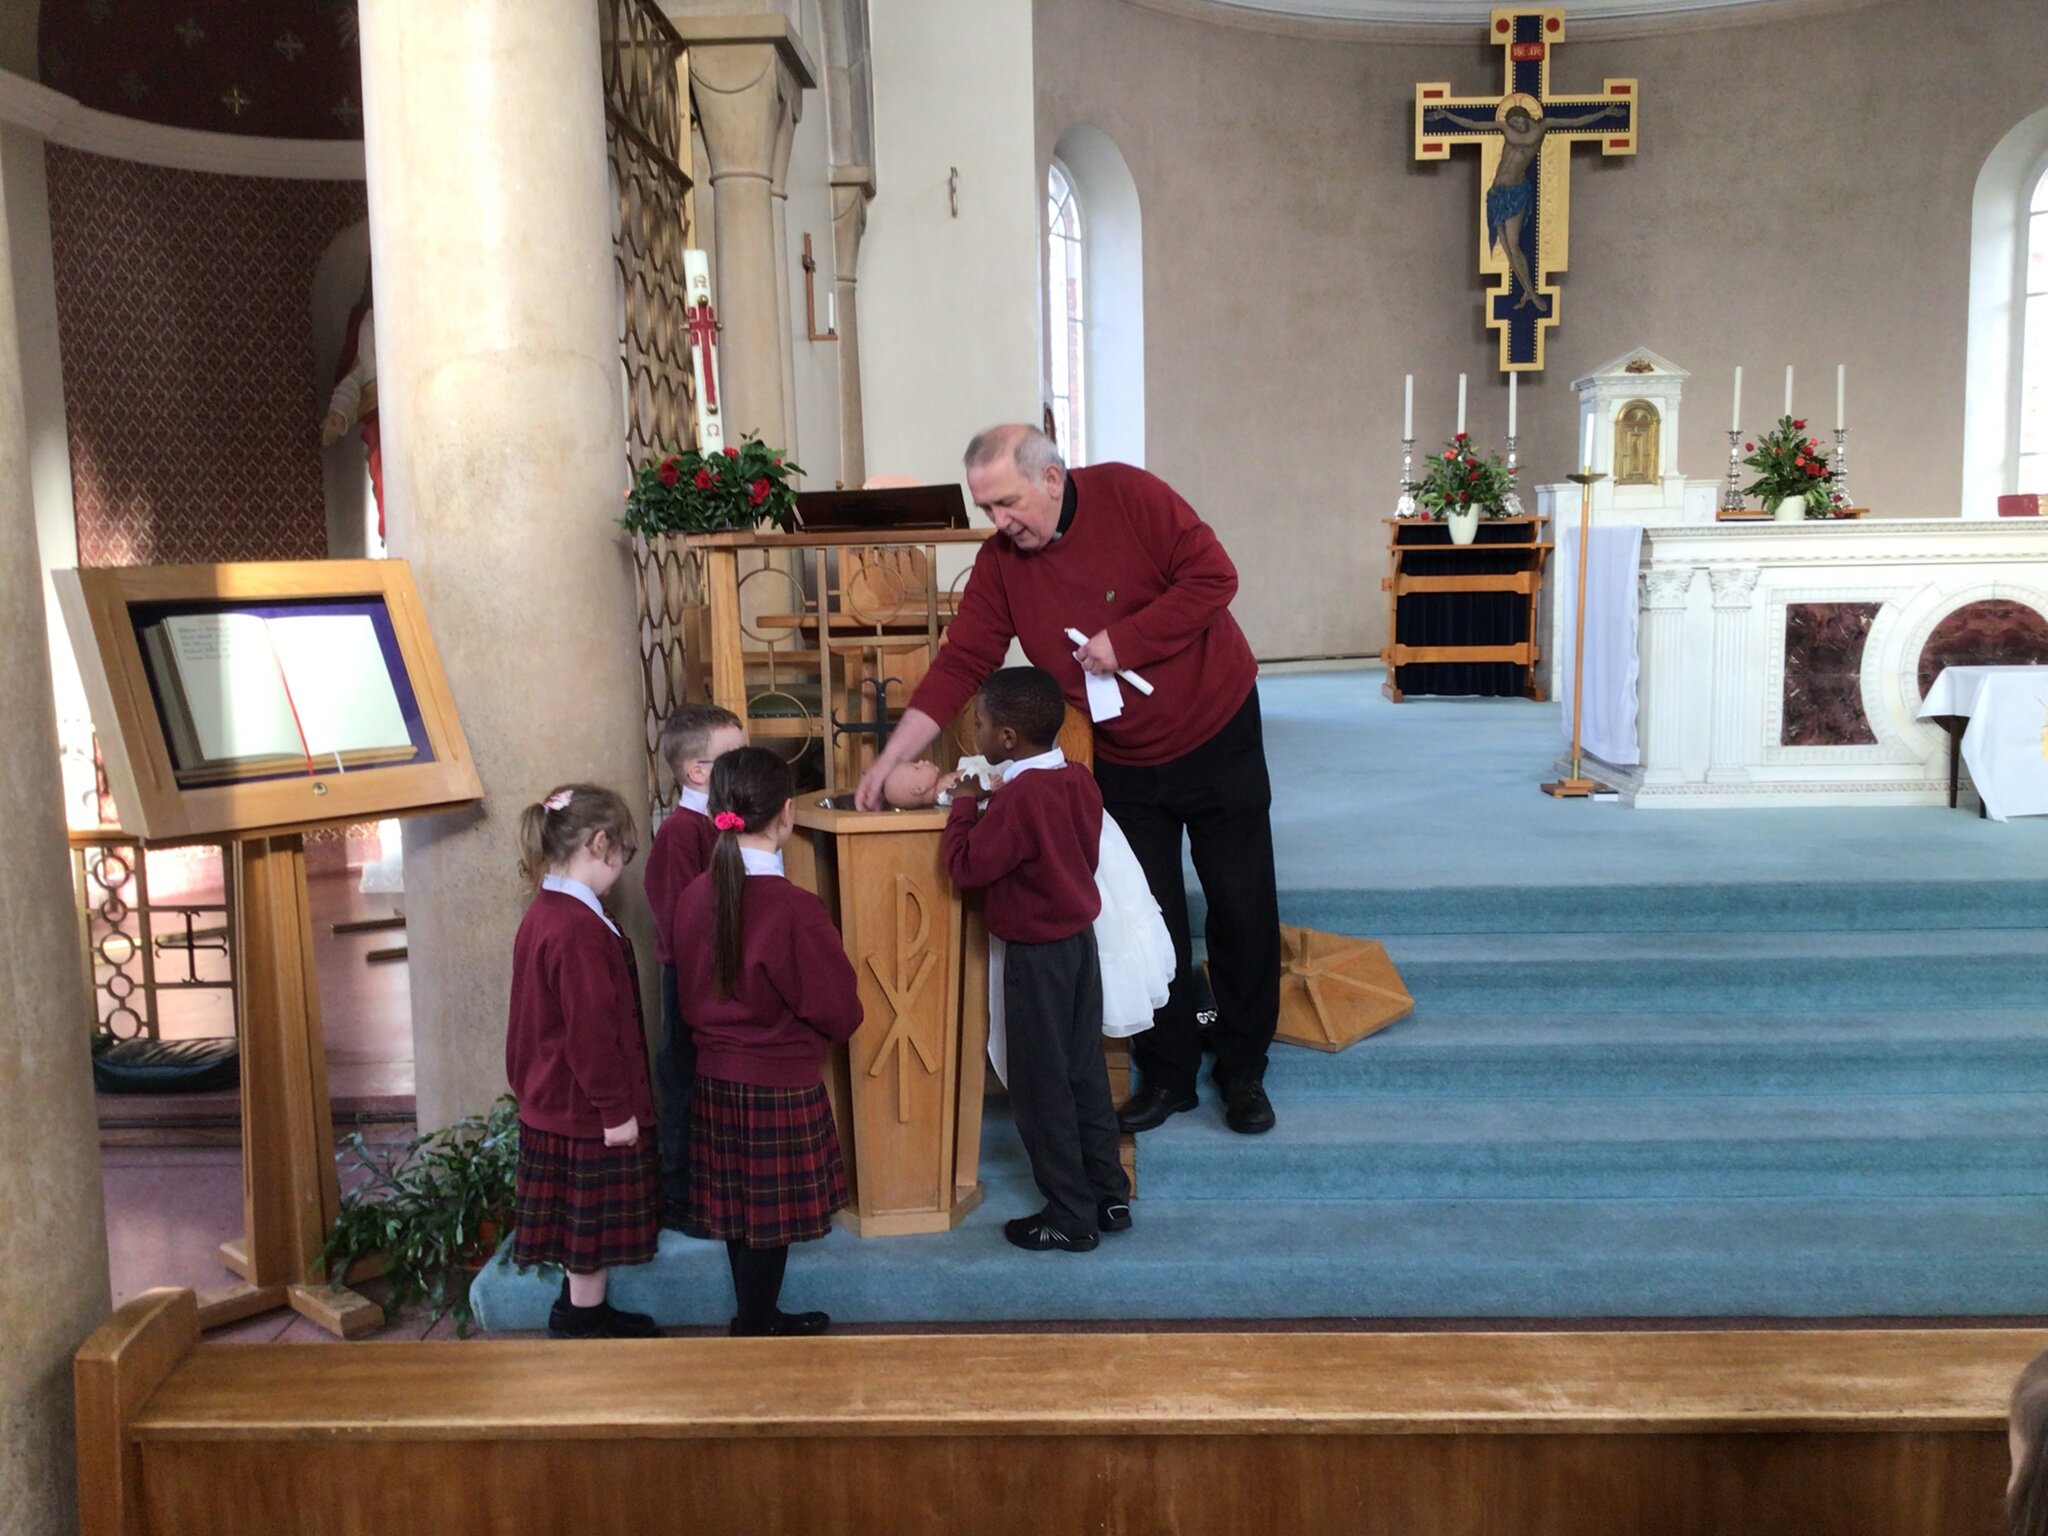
{"left": 1036, "top": 0, "right": 2048, "bottom": 659}
{"left": 862, "top": 0, "right": 1041, "bottom": 486}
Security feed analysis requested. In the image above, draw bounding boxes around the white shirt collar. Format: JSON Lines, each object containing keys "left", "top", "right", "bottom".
{"left": 1003, "top": 744, "right": 1067, "bottom": 779}
{"left": 679, "top": 785, "right": 709, "bottom": 816}
{"left": 740, "top": 845, "right": 785, "bottom": 877}
{"left": 540, "top": 873, "right": 620, "bottom": 935}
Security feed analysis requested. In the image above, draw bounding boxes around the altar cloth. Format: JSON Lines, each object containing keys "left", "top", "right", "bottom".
{"left": 1918, "top": 665, "right": 2048, "bottom": 823}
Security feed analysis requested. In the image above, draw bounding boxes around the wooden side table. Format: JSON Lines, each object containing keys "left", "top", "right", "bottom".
{"left": 1380, "top": 516, "right": 1551, "bottom": 701}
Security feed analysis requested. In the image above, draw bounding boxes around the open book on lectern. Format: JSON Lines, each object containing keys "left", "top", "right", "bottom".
{"left": 139, "top": 610, "right": 418, "bottom": 785}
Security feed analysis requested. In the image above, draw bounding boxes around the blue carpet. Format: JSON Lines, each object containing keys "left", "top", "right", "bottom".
{"left": 472, "top": 669, "right": 2048, "bottom": 1327}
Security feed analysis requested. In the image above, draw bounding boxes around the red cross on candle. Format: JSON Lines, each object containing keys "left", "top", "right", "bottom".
{"left": 686, "top": 300, "right": 721, "bottom": 412}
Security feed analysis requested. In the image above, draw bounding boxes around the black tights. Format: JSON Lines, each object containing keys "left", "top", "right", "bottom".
{"left": 726, "top": 1239, "right": 789, "bottom": 1332}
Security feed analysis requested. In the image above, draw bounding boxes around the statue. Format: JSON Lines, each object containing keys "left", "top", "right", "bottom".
{"left": 322, "top": 271, "right": 382, "bottom": 540}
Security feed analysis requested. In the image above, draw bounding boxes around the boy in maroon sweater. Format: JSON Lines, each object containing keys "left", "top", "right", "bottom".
{"left": 941, "top": 667, "right": 1132, "bottom": 1252}
{"left": 643, "top": 704, "right": 746, "bottom": 1225}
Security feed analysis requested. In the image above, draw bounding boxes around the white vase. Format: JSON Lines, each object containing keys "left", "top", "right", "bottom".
{"left": 1772, "top": 497, "right": 1806, "bottom": 524}
{"left": 1447, "top": 507, "right": 1481, "bottom": 545}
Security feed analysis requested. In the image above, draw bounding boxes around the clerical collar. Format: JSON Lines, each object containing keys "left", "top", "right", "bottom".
{"left": 540, "top": 873, "right": 620, "bottom": 935}
{"left": 740, "top": 845, "right": 785, "bottom": 877}
{"left": 679, "top": 785, "right": 709, "bottom": 816}
{"left": 1055, "top": 471, "right": 1077, "bottom": 539}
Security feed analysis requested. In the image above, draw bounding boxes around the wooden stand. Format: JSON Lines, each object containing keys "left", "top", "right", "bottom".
{"left": 787, "top": 795, "right": 988, "bottom": 1235}
{"left": 1382, "top": 516, "right": 1551, "bottom": 702}
{"left": 1272, "top": 926, "right": 1414, "bottom": 1052}
{"left": 1542, "top": 471, "right": 1606, "bottom": 799}
{"left": 206, "top": 834, "right": 382, "bottom": 1337}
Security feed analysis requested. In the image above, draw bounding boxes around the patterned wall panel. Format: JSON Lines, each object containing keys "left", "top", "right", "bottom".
{"left": 1781, "top": 601, "right": 1882, "bottom": 747}
{"left": 46, "top": 147, "right": 368, "bottom": 567}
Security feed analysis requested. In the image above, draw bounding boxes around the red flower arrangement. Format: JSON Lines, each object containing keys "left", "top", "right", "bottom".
{"left": 620, "top": 433, "right": 803, "bottom": 536}
{"left": 1408, "top": 431, "right": 1516, "bottom": 519}
{"left": 1741, "top": 415, "right": 1845, "bottom": 519}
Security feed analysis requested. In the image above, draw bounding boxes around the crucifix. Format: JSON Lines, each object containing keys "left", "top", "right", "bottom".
{"left": 681, "top": 247, "right": 726, "bottom": 454}
{"left": 1415, "top": 8, "right": 1638, "bottom": 372}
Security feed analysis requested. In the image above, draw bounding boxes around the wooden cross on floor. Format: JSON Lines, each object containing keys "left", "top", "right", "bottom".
{"left": 1415, "top": 8, "right": 1638, "bottom": 372}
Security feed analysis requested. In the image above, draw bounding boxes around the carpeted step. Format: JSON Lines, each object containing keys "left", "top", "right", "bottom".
{"left": 1376, "top": 928, "right": 2048, "bottom": 1013}
{"left": 1131, "top": 1092, "right": 2048, "bottom": 1202}
{"left": 1257, "top": 1009, "right": 2048, "bottom": 1099}
{"left": 469, "top": 1186, "right": 2048, "bottom": 1328}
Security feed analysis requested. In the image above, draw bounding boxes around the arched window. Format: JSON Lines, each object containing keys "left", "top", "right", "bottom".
{"left": 1047, "top": 160, "right": 1087, "bottom": 466}
{"left": 2021, "top": 168, "right": 2048, "bottom": 494}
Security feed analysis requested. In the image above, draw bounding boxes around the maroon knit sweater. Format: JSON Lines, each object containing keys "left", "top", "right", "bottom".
{"left": 642, "top": 804, "right": 716, "bottom": 966}
{"left": 941, "top": 762, "right": 1103, "bottom": 944}
{"left": 908, "top": 462, "right": 1258, "bottom": 766}
{"left": 669, "top": 873, "right": 864, "bottom": 1088}
{"left": 505, "top": 892, "right": 655, "bottom": 1139}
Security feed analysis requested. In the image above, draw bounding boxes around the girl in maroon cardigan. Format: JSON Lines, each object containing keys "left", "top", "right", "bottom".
{"left": 505, "top": 784, "right": 661, "bottom": 1340}
{"left": 670, "top": 747, "right": 863, "bottom": 1337}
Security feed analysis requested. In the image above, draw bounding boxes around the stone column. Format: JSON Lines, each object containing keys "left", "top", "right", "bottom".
{"left": 0, "top": 145, "right": 108, "bottom": 1535}
{"left": 769, "top": 102, "right": 801, "bottom": 460}
{"left": 830, "top": 165, "right": 874, "bottom": 487}
{"left": 1707, "top": 566, "right": 1761, "bottom": 782}
{"left": 677, "top": 16, "right": 816, "bottom": 450}
{"left": 361, "top": 0, "right": 647, "bottom": 1126}
{"left": 1637, "top": 565, "right": 1696, "bottom": 785}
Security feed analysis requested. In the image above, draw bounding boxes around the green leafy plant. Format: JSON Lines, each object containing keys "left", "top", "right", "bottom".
{"left": 1408, "top": 432, "right": 1518, "bottom": 518}
{"left": 1742, "top": 415, "right": 1845, "bottom": 518}
{"left": 619, "top": 434, "right": 803, "bottom": 537}
{"left": 320, "top": 1095, "right": 520, "bottom": 1336}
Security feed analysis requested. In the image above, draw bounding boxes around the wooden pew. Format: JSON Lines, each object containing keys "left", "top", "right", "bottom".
{"left": 79, "top": 1289, "right": 2039, "bottom": 1536}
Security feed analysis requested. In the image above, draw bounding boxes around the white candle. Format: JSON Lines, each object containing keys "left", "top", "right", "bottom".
{"left": 1784, "top": 364, "right": 1794, "bottom": 419}
{"left": 1507, "top": 373, "right": 1518, "bottom": 439}
{"left": 1456, "top": 373, "right": 1467, "bottom": 436}
{"left": 1581, "top": 411, "right": 1595, "bottom": 470}
{"left": 1404, "top": 374, "right": 1414, "bottom": 439}
{"left": 1730, "top": 366, "right": 1742, "bottom": 433}
{"left": 1835, "top": 364, "right": 1845, "bottom": 431}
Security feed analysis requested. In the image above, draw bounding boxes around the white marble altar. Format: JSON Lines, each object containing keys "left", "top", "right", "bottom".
{"left": 1572, "top": 518, "right": 2048, "bottom": 807}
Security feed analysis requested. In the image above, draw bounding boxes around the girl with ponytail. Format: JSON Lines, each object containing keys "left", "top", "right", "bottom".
{"left": 668, "top": 747, "right": 862, "bottom": 1336}
{"left": 504, "top": 784, "right": 662, "bottom": 1340}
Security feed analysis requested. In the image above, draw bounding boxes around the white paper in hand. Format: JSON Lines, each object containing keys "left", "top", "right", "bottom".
{"left": 1083, "top": 669, "right": 1123, "bottom": 723}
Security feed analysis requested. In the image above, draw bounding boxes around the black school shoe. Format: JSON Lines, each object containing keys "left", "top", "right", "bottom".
{"left": 1219, "top": 1075, "right": 1277, "bottom": 1135}
{"left": 1098, "top": 1197, "right": 1133, "bottom": 1234}
{"left": 547, "top": 1298, "right": 663, "bottom": 1339}
{"left": 730, "top": 1309, "right": 831, "bottom": 1337}
{"left": 1005, "top": 1212, "right": 1099, "bottom": 1252}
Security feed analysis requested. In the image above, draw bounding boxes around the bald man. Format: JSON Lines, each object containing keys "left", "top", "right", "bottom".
{"left": 856, "top": 426, "right": 1281, "bottom": 1136}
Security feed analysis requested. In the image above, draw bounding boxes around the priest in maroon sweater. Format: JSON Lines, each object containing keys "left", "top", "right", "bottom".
{"left": 856, "top": 424, "right": 1280, "bottom": 1136}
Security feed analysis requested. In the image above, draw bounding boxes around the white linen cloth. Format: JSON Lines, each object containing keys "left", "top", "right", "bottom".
{"left": 1916, "top": 664, "right": 2048, "bottom": 823}
{"left": 977, "top": 748, "right": 1172, "bottom": 1086}
{"left": 1556, "top": 524, "right": 1644, "bottom": 766}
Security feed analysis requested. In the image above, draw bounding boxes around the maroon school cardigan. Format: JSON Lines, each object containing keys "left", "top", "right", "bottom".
{"left": 642, "top": 804, "right": 717, "bottom": 966}
{"left": 669, "top": 872, "right": 864, "bottom": 1089}
{"left": 908, "top": 462, "right": 1259, "bottom": 767}
{"left": 940, "top": 762, "right": 1103, "bottom": 944}
{"left": 504, "top": 891, "right": 655, "bottom": 1139}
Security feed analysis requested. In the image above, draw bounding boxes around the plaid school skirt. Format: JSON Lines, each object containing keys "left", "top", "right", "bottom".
{"left": 512, "top": 1122, "right": 660, "bottom": 1274}
{"left": 683, "top": 1075, "right": 847, "bottom": 1249}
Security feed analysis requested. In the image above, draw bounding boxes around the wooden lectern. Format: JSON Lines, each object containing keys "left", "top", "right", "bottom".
{"left": 786, "top": 795, "right": 989, "bottom": 1235}
{"left": 57, "top": 561, "right": 481, "bottom": 1335}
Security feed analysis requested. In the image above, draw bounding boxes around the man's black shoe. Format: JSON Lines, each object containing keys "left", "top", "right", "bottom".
{"left": 1116, "top": 1084, "right": 1198, "bottom": 1133}
{"left": 1097, "top": 1197, "right": 1133, "bottom": 1233}
{"left": 1004, "top": 1214, "right": 1099, "bottom": 1252}
{"left": 1221, "top": 1077, "right": 1276, "bottom": 1135}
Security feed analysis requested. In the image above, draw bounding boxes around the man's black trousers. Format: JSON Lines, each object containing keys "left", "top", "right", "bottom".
{"left": 1092, "top": 684, "right": 1282, "bottom": 1099}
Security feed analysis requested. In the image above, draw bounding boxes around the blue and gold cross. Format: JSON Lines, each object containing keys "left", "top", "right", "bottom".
{"left": 1415, "top": 8, "right": 1637, "bottom": 373}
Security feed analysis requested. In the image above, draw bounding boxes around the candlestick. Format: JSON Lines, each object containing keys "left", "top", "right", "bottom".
{"left": 1580, "top": 410, "right": 1595, "bottom": 470}
{"left": 1835, "top": 364, "right": 1845, "bottom": 432}
{"left": 1507, "top": 373, "right": 1518, "bottom": 439}
{"left": 1784, "top": 364, "right": 1794, "bottom": 418}
{"left": 1543, "top": 461, "right": 1609, "bottom": 800}
{"left": 1831, "top": 427, "right": 1850, "bottom": 513}
{"left": 1502, "top": 433, "right": 1524, "bottom": 516}
{"left": 1403, "top": 374, "right": 1414, "bottom": 440}
{"left": 1721, "top": 428, "right": 1746, "bottom": 514}
{"left": 1456, "top": 374, "right": 1467, "bottom": 436}
{"left": 1395, "top": 437, "right": 1417, "bottom": 518}
{"left": 1730, "top": 365, "right": 1742, "bottom": 434}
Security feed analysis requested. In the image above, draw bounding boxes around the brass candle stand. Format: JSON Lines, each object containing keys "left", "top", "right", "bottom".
{"left": 1541, "top": 467, "right": 1608, "bottom": 799}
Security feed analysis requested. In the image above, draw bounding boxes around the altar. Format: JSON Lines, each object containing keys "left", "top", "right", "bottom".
{"left": 1571, "top": 518, "right": 2048, "bottom": 808}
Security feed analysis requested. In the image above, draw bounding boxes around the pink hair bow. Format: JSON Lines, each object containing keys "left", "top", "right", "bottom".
{"left": 543, "top": 789, "right": 573, "bottom": 813}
